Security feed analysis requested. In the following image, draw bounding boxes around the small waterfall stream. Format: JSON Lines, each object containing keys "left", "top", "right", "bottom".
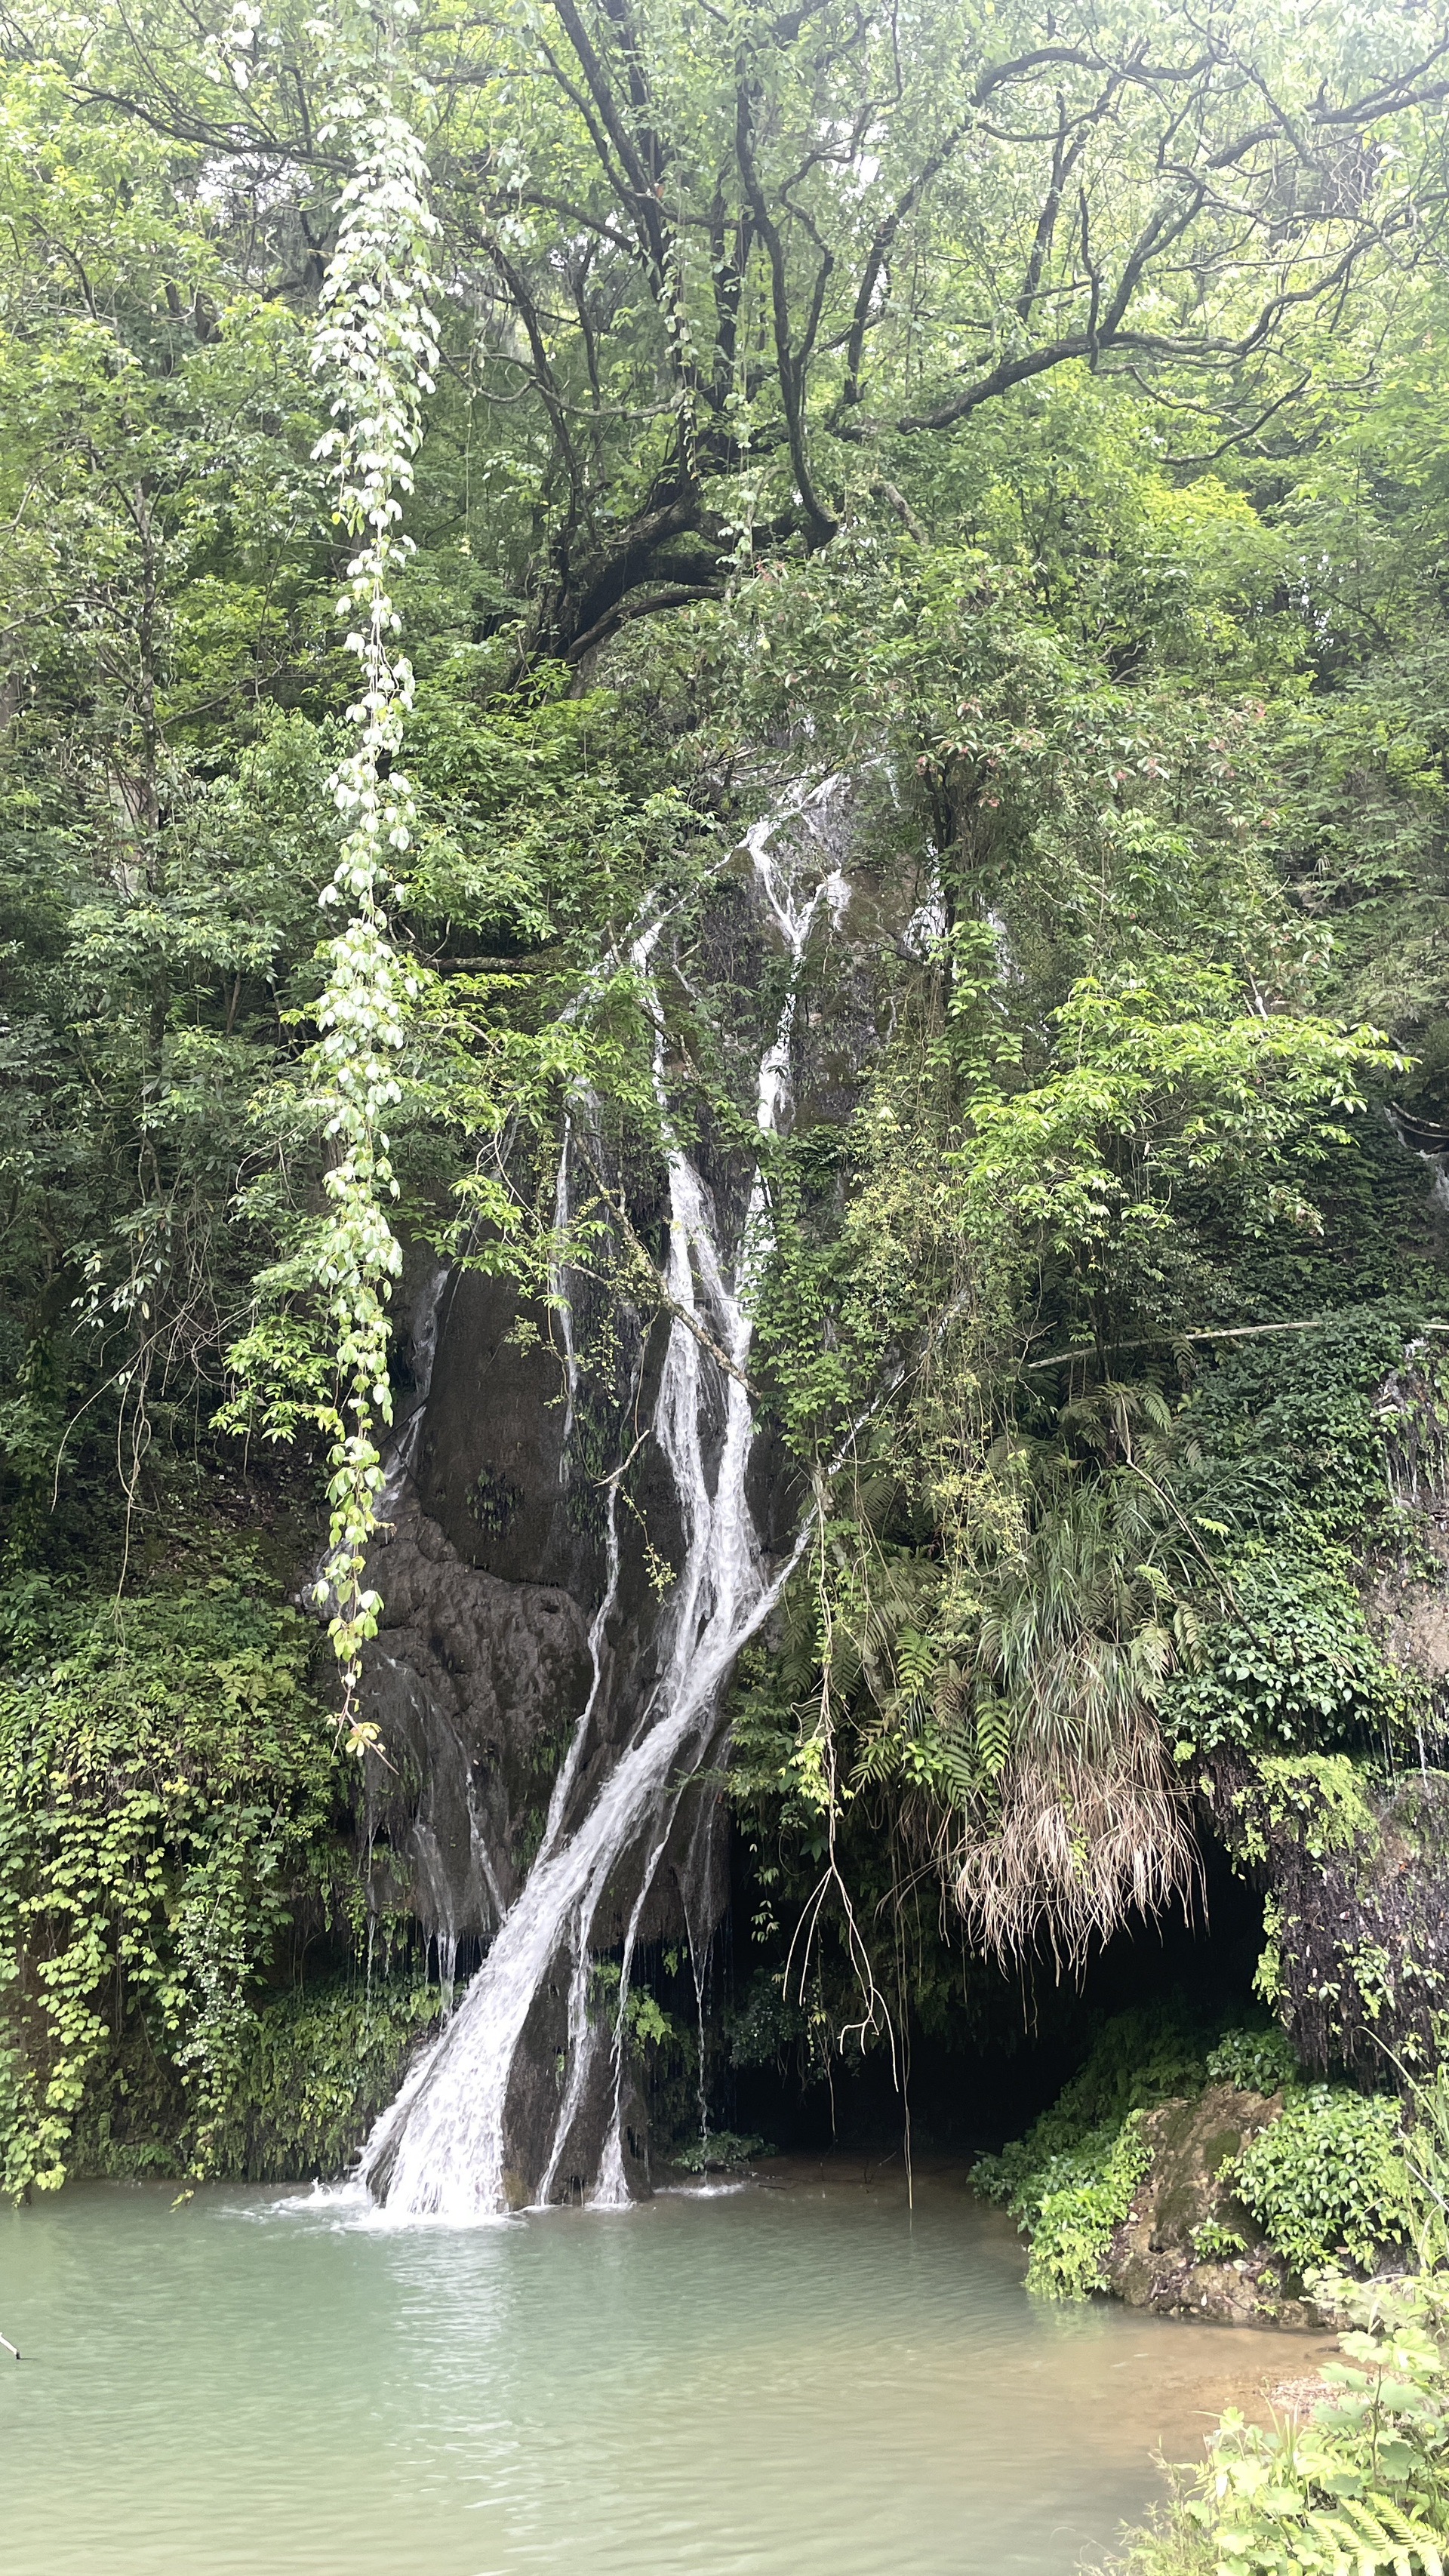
{"left": 357, "top": 784, "right": 848, "bottom": 2218}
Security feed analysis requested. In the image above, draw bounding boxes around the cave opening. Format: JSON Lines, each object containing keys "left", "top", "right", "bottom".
{"left": 702, "top": 1825, "right": 1269, "bottom": 2168}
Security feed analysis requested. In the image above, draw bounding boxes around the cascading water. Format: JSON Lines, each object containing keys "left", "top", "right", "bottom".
{"left": 355, "top": 780, "right": 851, "bottom": 2219}
{"left": 1387, "top": 1103, "right": 1449, "bottom": 1218}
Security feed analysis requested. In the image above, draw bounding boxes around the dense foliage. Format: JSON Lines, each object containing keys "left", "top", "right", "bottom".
{"left": 1111, "top": 2276, "right": 1449, "bottom": 2576}
{"left": 1232, "top": 2087, "right": 1413, "bottom": 2279}
{"left": 0, "top": 1559, "right": 340, "bottom": 2186}
{"left": 7, "top": 0, "right": 1449, "bottom": 2176}
{"left": 982, "top": 2009, "right": 1417, "bottom": 2301}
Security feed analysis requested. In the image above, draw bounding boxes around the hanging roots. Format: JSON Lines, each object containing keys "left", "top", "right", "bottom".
{"left": 950, "top": 1718, "right": 1200, "bottom": 1974}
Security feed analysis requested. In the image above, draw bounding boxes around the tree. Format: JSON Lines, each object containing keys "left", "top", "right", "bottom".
{"left": 24, "top": 0, "right": 1449, "bottom": 658}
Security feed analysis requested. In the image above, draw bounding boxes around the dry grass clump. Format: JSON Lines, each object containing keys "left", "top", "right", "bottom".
{"left": 953, "top": 1723, "right": 1199, "bottom": 1971}
{"left": 939, "top": 1454, "right": 1203, "bottom": 1969}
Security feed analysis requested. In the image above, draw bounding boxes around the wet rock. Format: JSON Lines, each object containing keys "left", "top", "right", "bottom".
{"left": 1106, "top": 2086, "right": 1315, "bottom": 2328}
{"left": 1365, "top": 1514, "right": 1449, "bottom": 1691}
{"left": 360, "top": 1481, "right": 729, "bottom": 1965}
{"left": 360, "top": 1482, "right": 596, "bottom": 1950}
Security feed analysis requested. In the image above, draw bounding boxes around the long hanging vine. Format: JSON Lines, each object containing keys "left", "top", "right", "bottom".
{"left": 303, "top": 0, "right": 438, "bottom": 1745}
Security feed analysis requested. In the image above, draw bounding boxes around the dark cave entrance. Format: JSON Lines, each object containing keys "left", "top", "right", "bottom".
{"left": 715, "top": 1826, "right": 1268, "bottom": 2164}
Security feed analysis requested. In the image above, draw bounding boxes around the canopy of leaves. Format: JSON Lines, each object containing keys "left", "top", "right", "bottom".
{"left": 5, "top": 0, "right": 1449, "bottom": 2140}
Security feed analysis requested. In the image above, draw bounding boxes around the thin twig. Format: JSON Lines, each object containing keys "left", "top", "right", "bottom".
{"left": 1023, "top": 1319, "right": 1449, "bottom": 1372}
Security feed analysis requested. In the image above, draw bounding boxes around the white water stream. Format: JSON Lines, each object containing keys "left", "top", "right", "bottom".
{"left": 358, "top": 785, "right": 849, "bottom": 2218}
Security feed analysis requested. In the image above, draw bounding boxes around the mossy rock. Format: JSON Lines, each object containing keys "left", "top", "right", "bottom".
{"left": 1105, "top": 2084, "right": 1314, "bottom": 2328}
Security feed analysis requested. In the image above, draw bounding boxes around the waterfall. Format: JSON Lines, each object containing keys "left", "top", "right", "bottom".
{"left": 374, "top": 1259, "right": 451, "bottom": 1522}
{"left": 355, "top": 783, "right": 848, "bottom": 2219}
{"left": 1387, "top": 1103, "right": 1449, "bottom": 1218}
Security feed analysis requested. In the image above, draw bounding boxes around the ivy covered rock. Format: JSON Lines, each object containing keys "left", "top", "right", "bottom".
{"left": 1212, "top": 1759, "right": 1449, "bottom": 2084}
{"left": 0, "top": 1562, "right": 360, "bottom": 2193}
{"left": 1105, "top": 2085, "right": 1310, "bottom": 2328}
{"left": 976, "top": 2011, "right": 1284, "bottom": 2302}
{"left": 983, "top": 2016, "right": 1416, "bottom": 2322}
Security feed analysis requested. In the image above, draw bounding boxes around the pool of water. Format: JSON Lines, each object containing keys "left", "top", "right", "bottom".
{"left": 0, "top": 2160, "right": 1323, "bottom": 2576}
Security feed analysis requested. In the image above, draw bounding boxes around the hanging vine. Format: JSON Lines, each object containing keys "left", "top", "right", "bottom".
{"left": 303, "top": 0, "right": 438, "bottom": 1744}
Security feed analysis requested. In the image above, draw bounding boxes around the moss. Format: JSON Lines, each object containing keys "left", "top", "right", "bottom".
{"left": 208, "top": 1977, "right": 441, "bottom": 2182}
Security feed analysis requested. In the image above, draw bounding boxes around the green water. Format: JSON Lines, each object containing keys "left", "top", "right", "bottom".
{"left": 0, "top": 2164, "right": 1318, "bottom": 2576}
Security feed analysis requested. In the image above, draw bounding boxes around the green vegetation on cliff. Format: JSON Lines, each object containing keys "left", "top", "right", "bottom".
{"left": 6, "top": 0, "right": 1449, "bottom": 2184}
{"left": 0, "top": 1540, "right": 435, "bottom": 2188}
{"left": 978, "top": 2008, "right": 1417, "bottom": 2303}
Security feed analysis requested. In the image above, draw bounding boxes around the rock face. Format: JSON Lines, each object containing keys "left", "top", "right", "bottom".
{"left": 358, "top": 1470, "right": 729, "bottom": 2204}
{"left": 1106, "top": 2087, "right": 1314, "bottom": 2328}
{"left": 363, "top": 1479, "right": 596, "bottom": 1960}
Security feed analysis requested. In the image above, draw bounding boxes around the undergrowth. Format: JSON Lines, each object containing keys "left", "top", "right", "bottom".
{"left": 1105, "top": 2275, "right": 1449, "bottom": 2576}
{"left": 977, "top": 2008, "right": 1413, "bottom": 2301}
{"left": 0, "top": 1556, "right": 381, "bottom": 2193}
{"left": 208, "top": 1977, "right": 441, "bottom": 2182}
{"left": 1233, "top": 2089, "right": 1413, "bottom": 2279}
{"left": 974, "top": 2006, "right": 1235, "bottom": 2295}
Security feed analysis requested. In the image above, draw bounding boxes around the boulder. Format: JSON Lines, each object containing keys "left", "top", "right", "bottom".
{"left": 1106, "top": 2085, "right": 1315, "bottom": 2328}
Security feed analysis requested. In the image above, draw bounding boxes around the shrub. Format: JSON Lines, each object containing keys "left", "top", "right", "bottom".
{"left": 1021, "top": 2113, "right": 1153, "bottom": 2298}
{"left": 672, "top": 2131, "right": 770, "bottom": 2174}
{"left": 1232, "top": 2085, "right": 1413, "bottom": 2277}
{"left": 974, "top": 2003, "right": 1211, "bottom": 2213}
{"left": 0, "top": 1570, "right": 348, "bottom": 2193}
{"left": 1189, "top": 2217, "right": 1248, "bottom": 2261}
{"left": 1205, "top": 2024, "right": 1300, "bottom": 2094}
{"left": 977, "top": 2008, "right": 1421, "bottom": 2304}
{"left": 1105, "top": 2276, "right": 1449, "bottom": 2576}
{"left": 976, "top": 2005, "right": 1221, "bottom": 2300}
